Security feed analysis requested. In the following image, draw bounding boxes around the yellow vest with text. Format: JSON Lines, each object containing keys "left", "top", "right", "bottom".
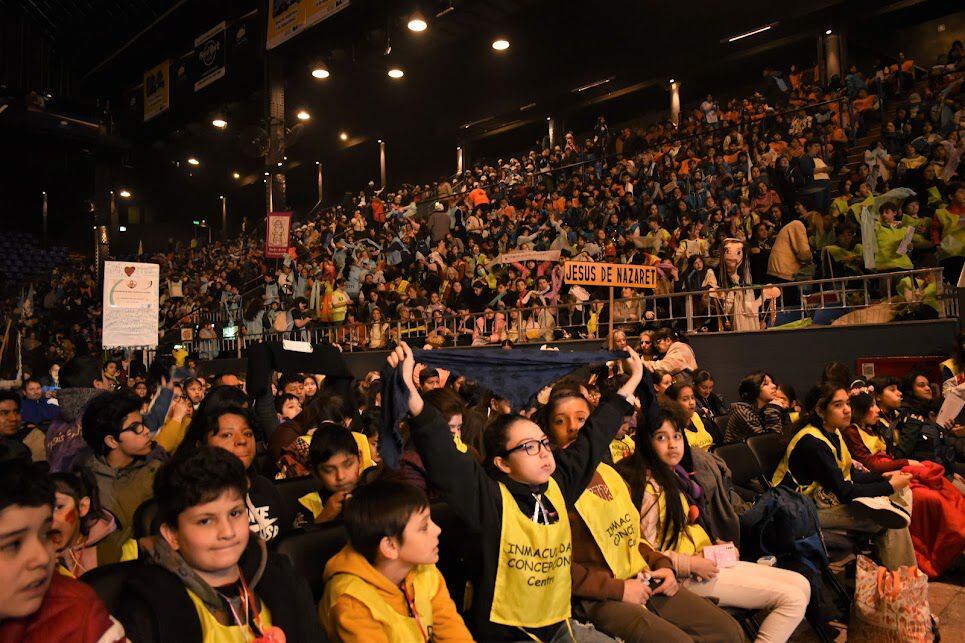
{"left": 575, "top": 463, "right": 647, "bottom": 580}
{"left": 608, "top": 436, "right": 635, "bottom": 463}
{"left": 320, "top": 564, "right": 438, "bottom": 643}
{"left": 685, "top": 413, "right": 714, "bottom": 451}
{"left": 490, "top": 478, "right": 572, "bottom": 628}
{"left": 771, "top": 425, "right": 852, "bottom": 497}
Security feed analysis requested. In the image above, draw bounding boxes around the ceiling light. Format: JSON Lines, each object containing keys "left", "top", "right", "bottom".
{"left": 187, "top": 157, "right": 200, "bottom": 166}
{"left": 377, "top": 139, "right": 383, "bottom": 144}
{"left": 119, "top": 226, "right": 127, "bottom": 232}
{"left": 492, "top": 38, "right": 510, "bottom": 51}
{"left": 340, "top": 132, "right": 348, "bottom": 141}
{"left": 311, "top": 64, "right": 330, "bottom": 79}
{"left": 726, "top": 23, "right": 774, "bottom": 43}
{"left": 277, "top": 162, "right": 283, "bottom": 167}
{"left": 232, "top": 171, "right": 240, "bottom": 179}
{"left": 296, "top": 110, "right": 311, "bottom": 120}
{"left": 825, "top": 29, "right": 832, "bottom": 35}
{"left": 387, "top": 67, "right": 404, "bottom": 79}
{"left": 118, "top": 189, "right": 132, "bottom": 198}
{"left": 407, "top": 13, "right": 427, "bottom": 32}
{"left": 669, "top": 78, "right": 676, "bottom": 84}
{"left": 212, "top": 118, "right": 227, "bottom": 128}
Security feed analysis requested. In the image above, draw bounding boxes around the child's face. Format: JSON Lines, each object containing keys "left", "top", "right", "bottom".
{"left": 316, "top": 452, "right": 361, "bottom": 494}
{"left": 114, "top": 412, "right": 154, "bottom": 458}
{"left": 877, "top": 385, "right": 902, "bottom": 411}
{"left": 651, "top": 422, "right": 685, "bottom": 468}
{"left": 207, "top": 414, "right": 256, "bottom": 470}
{"left": 0, "top": 504, "right": 55, "bottom": 620}
{"left": 302, "top": 378, "right": 318, "bottom": 398}
{"left": 548, "top": 397, "right": 590, "bottom": 449}
{"left": 677, "top": 387, "right": 697, "bottom": 415}
{"left": 162, "top": 490, "right": 249, "bottom": 583}
{"left": 280, "top": 398, "right": 302, "bottom": 420}
{"left": 50, "top": 492, "right": 89, "bottom": 552}
{"left": 367, "top": 435, "right": 382, "bottom": 466}
{"left": 494, "top": 419, "right": 556, "bottom": 485}
{"left": 390, "top": 506, "right": 440, "bottom": 566}
{"left": 186, "top": 381, "right": 204, "bottom": 404}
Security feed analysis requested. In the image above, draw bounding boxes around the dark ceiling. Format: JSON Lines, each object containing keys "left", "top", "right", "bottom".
{"left": 3, "top": 0, "right": 957, "bottom": 251}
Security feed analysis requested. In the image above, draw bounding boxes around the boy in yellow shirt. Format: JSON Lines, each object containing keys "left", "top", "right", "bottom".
{"left": 319, "top": 479, "right": 472, "bottom": 642}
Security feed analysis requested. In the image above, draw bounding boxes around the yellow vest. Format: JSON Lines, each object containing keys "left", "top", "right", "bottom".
{"left": 186, "top": 588, "right": 273, "bottom": 643}
{"left": 490, "top": 478, "right": 572, "bottom": 628}
{"left": 771, "top": 425, "right": 852, "bottom": 497}
{"left": 608, "top": 436, "right": 635, "bottom": 463}
{"left": 856, "top": 426, "right": 887, "bottom": 455}
{"left": 351, "top": 431, "right": 376, "bottom": 470}
{"left": 320, "top": 565, "right": 438, "bottom": 643}
{"left": 645, "top": 481, "right": 712, "bottom": 555}
{"left": 875, "top": 222, "right": 913, "bottom": 270}
{"left": 574, "top": 464, "right": 647, "bottom": 580}
{"left": 936, "top": 208, "right": 965, "bottom": 258}
{"left": 685, "top": 414, "right": 714, "bottom": 451}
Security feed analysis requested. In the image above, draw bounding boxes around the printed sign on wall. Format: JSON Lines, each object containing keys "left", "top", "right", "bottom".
{"left": 102, "top": 262, "right": 160, "bottom": 348}
{"left": 143, "top": 60, "right": 170, "bottom": 121}
{"left": 194, "top": 22, "right": 226, "bottom": 92}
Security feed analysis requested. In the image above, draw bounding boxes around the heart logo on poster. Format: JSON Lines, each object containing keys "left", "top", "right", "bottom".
{"left": 124, "top": 266, "right": 136, "bottom": 276}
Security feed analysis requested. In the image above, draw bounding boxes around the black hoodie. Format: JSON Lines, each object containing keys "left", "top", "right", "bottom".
{"left": 409, "top": 395, "right": 631, "bottom": 641}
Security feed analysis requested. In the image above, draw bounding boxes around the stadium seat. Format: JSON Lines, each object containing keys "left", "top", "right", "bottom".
{"left": 81, "top": 560, "right": 140, "bottom": 615}
{"left": 746, "top": 432, "right": 787, "bottom": 480}
{"left": 273, "top": 523, "right": 348, "bottom": 601}
{"left": 711, "top": 442, "right": 767, "bottom": 500}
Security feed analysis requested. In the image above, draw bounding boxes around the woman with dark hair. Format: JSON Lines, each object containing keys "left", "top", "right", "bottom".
{"left": 693, "top": 369, "right": 728, "bottom": 418}
{"left": 542, "top": 386, "right": 744, "bottom": 642}
{"left": 773, "top": 382, "right": 917, "bottom": 570}
{"left": 179, "top": 404, "right": 292, "bottom": 543}
{"left": 723, "top": 371, "right": 789, "bottom": 443}
{"left": 644, "top": 327, "right": 697, "bottom": 380}
{"left": 620, "top": 410, "right": 810, "bottom": 642}
{"left": 893, "top": 370, "right": 965, "bottom": 476}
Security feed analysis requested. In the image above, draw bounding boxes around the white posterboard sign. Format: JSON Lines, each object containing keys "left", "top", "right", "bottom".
{"left": 102, "top": 261, "right": 160, "bottom": 348}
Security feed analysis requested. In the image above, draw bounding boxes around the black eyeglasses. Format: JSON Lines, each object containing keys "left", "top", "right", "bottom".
{"left": 120, "top": 421, "right": 149, "bottom": 436}
{"left": 504, "top": 438, "right": 552, "bottom": 457}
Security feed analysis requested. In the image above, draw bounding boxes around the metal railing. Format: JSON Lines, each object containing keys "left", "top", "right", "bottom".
{"left": 166, "top": 268, "right": 950, "bottom": 358}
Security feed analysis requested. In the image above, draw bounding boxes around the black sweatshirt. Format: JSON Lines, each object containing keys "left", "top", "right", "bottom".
{"left": 410, "top": 395, "right": 632, "bottom": 642}
{"left": 784, "top": 424, "right": 892, "bottom": 503}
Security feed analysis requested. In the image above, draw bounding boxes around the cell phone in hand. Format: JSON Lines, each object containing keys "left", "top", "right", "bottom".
{"left": 646, "top": 575, "right": 664, "bottom": 589}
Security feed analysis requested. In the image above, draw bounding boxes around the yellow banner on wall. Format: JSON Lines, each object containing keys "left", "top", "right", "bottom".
{"left": 143, "top": 60, "right": 170, "bottom": 122}
{"left": 267, "top": 0, "right": 350, "bottom": 50}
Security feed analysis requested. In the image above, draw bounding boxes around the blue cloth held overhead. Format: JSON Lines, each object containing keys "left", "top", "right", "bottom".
{"left": 380, "top": 347, "right": 635, "bottom": 469}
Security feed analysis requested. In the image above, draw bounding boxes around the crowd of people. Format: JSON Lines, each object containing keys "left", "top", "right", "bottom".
{"left": 3, "top": 46, "right": 964, "bottom": 378}
{"left": 1, "top": 318, "right": 964, "bottom": 641}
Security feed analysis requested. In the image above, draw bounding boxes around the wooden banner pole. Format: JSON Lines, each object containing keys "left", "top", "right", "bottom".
{"left": 608, "top": 286, "right": 615, "bottom": 350}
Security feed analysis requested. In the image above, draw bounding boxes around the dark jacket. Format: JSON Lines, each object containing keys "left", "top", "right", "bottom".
{"left": 409, "top": 396, "right": 631, "bottom": 641}
{"left": 893, "top": 400, "right": 957, "bottom": 470}
{"left": 117, "top": 536, "right": 323, "bottom": 643}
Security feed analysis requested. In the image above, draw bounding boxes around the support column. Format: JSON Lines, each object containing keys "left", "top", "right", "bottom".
{"left": 41, "top": 191, "right": 48, "bottom": 246}
{"left": 379, "top": 140, "right": 387, "bottom": 189}
{"left": 265, "top": 52, "right": 286, "bottom": 213}
{"left": 670, "top": 80, "right": 681, "bottom": 128}
{"left": 456, "top": 146, "right": 463, "bottom": 175}
{"left": 316, "top": 162, "right": 323, "bottom": 203}
{"left": 547, "top": 117, "right": 556, "bottom": 148}
{"left": 220, "top": 195, "right": 227, "bottom": 238}
{"left": 823, "top": 32, "right": 844, "bottom": 84}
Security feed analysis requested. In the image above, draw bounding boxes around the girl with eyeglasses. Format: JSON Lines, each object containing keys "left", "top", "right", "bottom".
{"left": 387, "top": 342, "right": 644, "bottom": 642}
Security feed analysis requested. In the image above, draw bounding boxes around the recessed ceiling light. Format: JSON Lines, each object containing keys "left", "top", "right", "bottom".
{"left": 212, "top": 118, "right": 227, "bottom": 128}
{"left": 825, "top": 29, "right": 832, "bottom": 35}
{"left": 187, "top": 157, "right": 200, "bottom": 166}
{"left": 232, "top": 172, "right": 240, "bottom": 179}
{"left": 311, "top": 65, "right": 330, "bottom": 79}
{"left": 340, "top": 132, "right": 349, "bottom": 141}
{"left": 492, "top": 38, "right": 510, "bottom": 51}
{"left": 669, "top": 78, "right": 676, "bottom": 84}
{"left": 296, "top": 110, "right": 311, "bottom": 120}
{"left": 388, "top": 68, "right": 404, "bottom": 79}
{"left": 407, "top": 14, "right": 427, "bottom": 32}
{"left": 118, "top": 189, "right": 132, "bottom": 198}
